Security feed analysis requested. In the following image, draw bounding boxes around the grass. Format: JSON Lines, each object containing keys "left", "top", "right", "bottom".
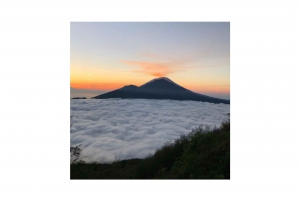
{"left": 71, "top": 115, "right": 230, "bottom": 179}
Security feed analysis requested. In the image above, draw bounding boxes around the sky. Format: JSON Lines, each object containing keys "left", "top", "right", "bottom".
{"left": 70, "top": 22, "right": 230, "bottom": 99}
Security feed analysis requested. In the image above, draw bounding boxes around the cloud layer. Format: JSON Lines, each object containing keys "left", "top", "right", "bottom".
{"left": 71, "top": 99, "right": 229, "bottom": 163}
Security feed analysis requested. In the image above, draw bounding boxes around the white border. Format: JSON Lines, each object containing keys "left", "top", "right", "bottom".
{"left": 1, "top": 0, "right": 300, "bottom": 200}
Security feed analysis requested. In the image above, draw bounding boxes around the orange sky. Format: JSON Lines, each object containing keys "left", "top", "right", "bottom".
{"left": 70, "top": 78, "right": 230, "bottom": 94}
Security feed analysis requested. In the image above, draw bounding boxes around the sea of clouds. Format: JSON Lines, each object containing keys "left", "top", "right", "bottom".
{"left": 70, "top": 99, "right": 230, "bottom": 163}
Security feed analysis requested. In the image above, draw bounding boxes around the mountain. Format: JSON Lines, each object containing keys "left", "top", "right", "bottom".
{"left": 92, "top": 77, "right": 230, "bottom": 104}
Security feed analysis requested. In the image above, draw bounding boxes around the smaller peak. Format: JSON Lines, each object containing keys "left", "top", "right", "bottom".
{"left": 125, "top": 84, "right": 138, "bottom": 87}
{"left": 121, "top": 85, "right": 138, "bottom": 90}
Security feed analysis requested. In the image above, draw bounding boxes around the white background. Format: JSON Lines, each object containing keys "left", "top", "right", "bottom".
{"left": 1, "top": 0, "right": 300, "bottom": 200}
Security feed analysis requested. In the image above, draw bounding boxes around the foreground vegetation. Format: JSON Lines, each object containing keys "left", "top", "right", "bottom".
{"left": 71, "top": 115, "right": 230, "bottom": 179}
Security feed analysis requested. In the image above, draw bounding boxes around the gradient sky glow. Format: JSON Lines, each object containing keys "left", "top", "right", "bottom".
{"left": 70, "top": 22, "right": 230, "bottom": 99}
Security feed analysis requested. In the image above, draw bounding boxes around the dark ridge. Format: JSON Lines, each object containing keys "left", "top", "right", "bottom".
{"left": 71, "top": 97, "right": 87, "bottom": 99}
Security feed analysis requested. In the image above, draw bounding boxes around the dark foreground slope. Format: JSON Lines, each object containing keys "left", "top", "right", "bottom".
{"left": 92, "top": 77, "right": 229, "bottom": 104}
{"left": 71, "top": 116, "right": 230, "bottom": 179}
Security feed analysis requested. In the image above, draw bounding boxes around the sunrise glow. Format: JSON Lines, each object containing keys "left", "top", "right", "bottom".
{"left": 71, "top": 22, "right": 230, "bottom": 99}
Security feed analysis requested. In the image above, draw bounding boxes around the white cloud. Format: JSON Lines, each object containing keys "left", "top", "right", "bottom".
{"left": 71, "top": 99, "right": 229, "bottom": 163}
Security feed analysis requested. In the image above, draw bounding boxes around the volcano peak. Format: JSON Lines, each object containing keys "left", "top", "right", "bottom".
{"left": 140, "top": 77, "right": 177, "bottom": 87}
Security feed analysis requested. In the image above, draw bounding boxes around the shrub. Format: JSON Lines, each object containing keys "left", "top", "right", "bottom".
{"left": 70, "top": 144, "right": 84, "bottom": 164}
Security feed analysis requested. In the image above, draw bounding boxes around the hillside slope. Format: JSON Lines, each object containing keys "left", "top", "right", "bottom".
{"left": 71, "top": 116, "right": 230, "bottom": 179}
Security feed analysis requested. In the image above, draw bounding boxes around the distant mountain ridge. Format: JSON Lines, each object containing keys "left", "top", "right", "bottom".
{"left": 71, "top": 97, "right": 87, "bottom": 99}
{"left": 92, "top": 77, "right": 230, "bottom": 104}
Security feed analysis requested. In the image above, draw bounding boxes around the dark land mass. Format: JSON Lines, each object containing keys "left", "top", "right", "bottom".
{"left": 71, "top": 97, "right": 87, "bottom": 99}
{"left": 92, "top": 77, "right": 229, "bottom": 104}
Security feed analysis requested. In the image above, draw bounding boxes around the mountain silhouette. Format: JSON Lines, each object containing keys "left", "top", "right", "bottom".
{"left": 92, "top": 77, "right": 229, "bottom": 104}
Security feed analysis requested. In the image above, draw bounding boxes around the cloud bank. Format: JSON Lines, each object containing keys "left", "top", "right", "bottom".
{"left": 122, "top": 59, "right": 192, "bottom": 77}
{"left": 123, "top": 60, "right": 172, "bottom": 77}
{"left": 71, "top": 99, "right": 229, "bottom": 163}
